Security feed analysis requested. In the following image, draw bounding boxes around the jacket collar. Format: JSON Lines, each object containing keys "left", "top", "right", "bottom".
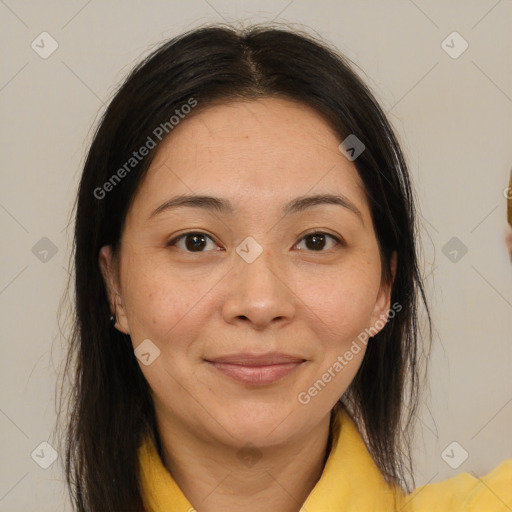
{"left": 137, "top": 404, "right": 405, "bottom": 510}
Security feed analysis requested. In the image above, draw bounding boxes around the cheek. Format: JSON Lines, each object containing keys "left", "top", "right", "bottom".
{"left": 296, "top": 261, "right": 380, "bottom": 340}
{"left": 121, "top": 261, "right": 211, "bottom": 344}
{"left": 297, "top": 267, "right": 378, "bottom": 403}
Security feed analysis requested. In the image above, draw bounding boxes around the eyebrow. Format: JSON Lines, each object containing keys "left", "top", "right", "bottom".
{"left": 148, "top": 193, "right": 363, "bottom": 223}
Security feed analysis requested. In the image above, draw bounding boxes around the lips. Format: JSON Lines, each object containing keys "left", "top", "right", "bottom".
{"left": 205, "top": 352, "right": 306, "bottom": 386}
{"left": 206, "top": 352, "right": 306, "bottom": 366}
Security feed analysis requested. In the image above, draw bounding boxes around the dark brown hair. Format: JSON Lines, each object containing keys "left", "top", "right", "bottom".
{"left": 56, "top": 22, "right": 431, "bottom": 511}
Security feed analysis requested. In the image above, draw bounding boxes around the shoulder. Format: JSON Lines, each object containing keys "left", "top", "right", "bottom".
{"left": 399, "top": 459, "right": 512, "bottom": 511}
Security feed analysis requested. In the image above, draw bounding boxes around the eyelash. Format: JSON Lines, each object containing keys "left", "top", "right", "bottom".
{"left": 166, "top": 231, "right": 344, "bottom": 253}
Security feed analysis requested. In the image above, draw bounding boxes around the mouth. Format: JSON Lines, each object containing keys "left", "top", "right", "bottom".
{"left": 205, "top": 352, "right": 307, "bottom": 386}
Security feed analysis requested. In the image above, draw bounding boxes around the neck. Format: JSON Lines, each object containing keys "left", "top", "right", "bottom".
{"left": 155, "top": 412, "right": 333, "bottom": 512}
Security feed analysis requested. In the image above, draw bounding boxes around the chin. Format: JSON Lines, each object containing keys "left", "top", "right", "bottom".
{"left": 211, "top": 402, "right": 305, "bottom": 445}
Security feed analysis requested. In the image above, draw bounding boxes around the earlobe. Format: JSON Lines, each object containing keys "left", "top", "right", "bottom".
{"left": 99, "top": 245, "right": 114, "bottom": 290}
{"left": 369, "top": 251, "right": 397, "bottom": 335}
{"left": 98, "top": 245, "right": 130, "bottom": 335}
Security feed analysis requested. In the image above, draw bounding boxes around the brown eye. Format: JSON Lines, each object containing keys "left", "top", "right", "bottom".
{"left": 295, "top": 232, "right": 341, "bottom": 251}
{"left": 167, "top": 231, "right": 342, "bottom": 253}
{"left": 167, "top": 232, "right": 217, "bottom": 252}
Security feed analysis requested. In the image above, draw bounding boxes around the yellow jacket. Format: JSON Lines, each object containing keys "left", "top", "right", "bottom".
{"left": 138, "top": 406, "right": 512, "bottom": 511}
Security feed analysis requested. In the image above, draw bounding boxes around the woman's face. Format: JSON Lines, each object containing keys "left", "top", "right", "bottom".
{"left": 100, "top": 97, "right": 394, "bottom": 447}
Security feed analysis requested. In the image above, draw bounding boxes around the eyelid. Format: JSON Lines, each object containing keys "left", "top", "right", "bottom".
{"left": 299, "top": 229, "right": 344, "bottom": 244}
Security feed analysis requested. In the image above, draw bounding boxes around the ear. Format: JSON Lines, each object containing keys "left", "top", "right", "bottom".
{"left": 98, "top": 245, "right": 130, "bottom": 335}
{"left": 368, "top": 251, "right": 397, "bottom": 334}
{"left": 505, "top": 227, "right": 512, "bottom": 262}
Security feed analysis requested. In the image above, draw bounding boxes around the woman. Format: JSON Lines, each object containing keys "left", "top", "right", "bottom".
{"left": 57, "top": 24, "right": 512, "bottom": 511}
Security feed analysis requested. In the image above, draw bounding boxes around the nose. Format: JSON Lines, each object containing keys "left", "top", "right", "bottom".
{"left": 221, "top": 243, "right": 296, "bottom": 330}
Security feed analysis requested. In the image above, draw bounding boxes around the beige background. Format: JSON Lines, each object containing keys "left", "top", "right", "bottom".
{"left": 1, "top": 1, "right": 511, "bottom": 510}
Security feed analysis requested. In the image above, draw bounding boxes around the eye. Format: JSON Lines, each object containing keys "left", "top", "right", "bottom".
{"left": 167, "top": 230, "right": 342, "bottom": 253}
{"left": 167, "top": 232, "right": 219, "bottom": 252}
{"left": 294, "top": 232, "right": 342, "bottom": 251}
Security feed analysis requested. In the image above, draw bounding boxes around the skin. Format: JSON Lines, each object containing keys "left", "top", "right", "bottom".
{"left": 506, "top": 228, "right": 512, "bottom": 261}
{"left": 99, "top": 97, "right": 396, "bottom": 512}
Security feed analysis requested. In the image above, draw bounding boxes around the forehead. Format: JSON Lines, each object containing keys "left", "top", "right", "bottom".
{"left": 130, "top": 97, "right": 369, "bottom": 219}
